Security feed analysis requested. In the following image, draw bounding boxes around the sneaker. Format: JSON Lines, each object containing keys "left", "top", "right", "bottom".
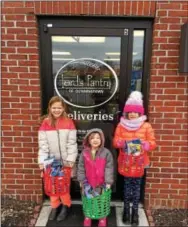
{"left": 98, "top": 218, "right": 107, "bottom": 227}
{"left": 83, "top": 217, "right": 92, "bottom": 227}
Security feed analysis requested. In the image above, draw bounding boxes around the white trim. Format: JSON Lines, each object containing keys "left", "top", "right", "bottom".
{"left": 35, "top": 205, "right": 51, "bottom": 227}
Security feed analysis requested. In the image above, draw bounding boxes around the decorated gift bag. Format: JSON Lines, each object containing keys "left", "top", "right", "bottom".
{"left": 118, "top": 139, "right": 145, "bottom": 177}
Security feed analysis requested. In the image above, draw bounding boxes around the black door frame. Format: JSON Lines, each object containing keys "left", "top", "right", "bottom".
{"left": 38, "top": 16, "right": 154, "bottom": 202}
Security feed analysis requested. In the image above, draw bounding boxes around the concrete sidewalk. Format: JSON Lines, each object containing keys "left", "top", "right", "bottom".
{"left": 35, "top": 200, "right": 149, "bottom": 226}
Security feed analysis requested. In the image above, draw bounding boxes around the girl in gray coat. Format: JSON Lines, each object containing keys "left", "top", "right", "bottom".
{"left": 77, "top": 128, "right": 114, "bottom": 227}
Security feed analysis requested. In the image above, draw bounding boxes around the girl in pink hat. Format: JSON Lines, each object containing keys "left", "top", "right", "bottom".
{"left": 113, "top": 91, "right": 157, "bottom": 226}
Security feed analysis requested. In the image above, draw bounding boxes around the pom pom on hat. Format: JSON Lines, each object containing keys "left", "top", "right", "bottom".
{"left": 123, "top": 91, "right": 144, "bottom": 114}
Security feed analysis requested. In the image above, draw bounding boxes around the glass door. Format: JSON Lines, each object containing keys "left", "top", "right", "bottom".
{"left": 38, "top": 17, "right": 153, "bottom": 201}
{"left": 50, "top": 31, "right": 127, "bottom": 199}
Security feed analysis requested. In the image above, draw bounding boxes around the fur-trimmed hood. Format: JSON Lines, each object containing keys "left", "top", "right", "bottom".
{"left": 83, "top": 128, "right": 105, "bottom": 149}
{"left": 77, "top": 128, "right": 114, "bottom": 187}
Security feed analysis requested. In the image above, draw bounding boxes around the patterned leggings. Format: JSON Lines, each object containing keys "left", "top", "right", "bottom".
{"left": 124, "top": 177, "right": 142, "bottom": 210}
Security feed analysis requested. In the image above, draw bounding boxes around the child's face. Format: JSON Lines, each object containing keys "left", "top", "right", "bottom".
{"left": 128, "top": 112, "right": 140, "bottom": 120}
{"left": 89, "top": 133, "right": 101, "bottom": 149}
{"left": 50, "top": 101, "right": 64, "bottom": 119}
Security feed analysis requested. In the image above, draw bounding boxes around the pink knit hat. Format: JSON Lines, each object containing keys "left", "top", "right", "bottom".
{"left": 123, "top": 91, "right": 144, "bottom": 115}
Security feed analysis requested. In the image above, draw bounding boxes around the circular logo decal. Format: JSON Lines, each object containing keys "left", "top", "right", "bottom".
{"left": 54, "top": 58, "right": 118, "bottom": 108}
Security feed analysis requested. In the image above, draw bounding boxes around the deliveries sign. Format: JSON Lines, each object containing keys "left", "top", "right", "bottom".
{"left": 54, "top": 58, "right": 118, "bottom": 108}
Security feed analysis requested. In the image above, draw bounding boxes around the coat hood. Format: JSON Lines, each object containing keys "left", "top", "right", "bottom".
{"left": 83, "top": 128, "right": 105, "bottom": 149}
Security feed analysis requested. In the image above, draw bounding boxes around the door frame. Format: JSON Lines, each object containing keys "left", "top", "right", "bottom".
{"left": 38, "top": 16, "right": 153, "bottom": 115}
{"left": 38, "top": 16, "right": 154, "bottom": 202}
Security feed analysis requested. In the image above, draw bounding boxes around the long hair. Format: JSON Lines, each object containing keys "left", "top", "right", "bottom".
{"left": 40, "top": 96, "right": 68, "bottom": 127}
{"left": 87, "top": 132, "right": 102, "bottom": 148}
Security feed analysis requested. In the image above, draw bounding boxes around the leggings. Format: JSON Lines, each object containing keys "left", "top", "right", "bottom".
{"left": 124, "top": 177, "right": 142, "bottom": 210}
{"left": 50, "top": 193, "right": 71, "bottom": 208}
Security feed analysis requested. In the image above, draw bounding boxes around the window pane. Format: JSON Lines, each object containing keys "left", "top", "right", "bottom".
{"left": 52, "top": 36, "right": 120, "bottom": 115}
{"left": 131, "top": 30, "right": 144, "bottom": 92}
{"left": 52, "top": 36, "right": 121, "bottom": 153}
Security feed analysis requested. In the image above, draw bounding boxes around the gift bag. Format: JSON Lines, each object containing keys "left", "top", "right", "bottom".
{"left": 118, "top": 139, "right": 145, "bottom": 177}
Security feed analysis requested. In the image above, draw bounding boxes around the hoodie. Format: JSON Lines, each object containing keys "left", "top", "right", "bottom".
{"left": 77, "top": 128, "right": 114, "bottom": 188}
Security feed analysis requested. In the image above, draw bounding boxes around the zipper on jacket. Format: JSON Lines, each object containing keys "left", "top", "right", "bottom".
{"left": 57, "top": 130, "right": 63, "bottom": 162}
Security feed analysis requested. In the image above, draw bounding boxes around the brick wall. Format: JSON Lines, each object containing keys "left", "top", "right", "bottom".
{"left": 146, "top": 1, "right": 188, "bottom": 209}
{"left": 1, "top": 1, "right": 188, "bottom": 208}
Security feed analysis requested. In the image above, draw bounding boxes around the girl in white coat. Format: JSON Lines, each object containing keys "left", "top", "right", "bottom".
{"left": 38, "top": 96, "right": 78, "bottom": 222}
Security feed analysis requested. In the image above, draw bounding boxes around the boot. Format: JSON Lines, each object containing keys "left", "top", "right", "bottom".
{"left": 98, "top": 217, "right": 107, "bottom": 227}
{"left": 48, "top": 208, "right": 58, "bottom": 221}
{"left": 122, "top": 207, "right": 131, "bottom": 224}
{"left": 56, "top": 205, "right": 70, "bottom": 222}
{"left": 131, "top": 208, "right": 139, "bottom": 226}
{"left": 83, "top": 217, "right": 92, "bottom": 227}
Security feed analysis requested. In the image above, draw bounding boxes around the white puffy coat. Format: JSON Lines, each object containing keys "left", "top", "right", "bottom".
{"left": 38, "top": 117, "right": 78, "bottom": 165}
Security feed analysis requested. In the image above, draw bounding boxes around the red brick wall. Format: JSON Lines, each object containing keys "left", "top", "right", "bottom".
{"left": 146, "top": 1, "right": 188, "bottom": 209}
{"left": 1, "top": 1, "right": 188, "bottom": 208}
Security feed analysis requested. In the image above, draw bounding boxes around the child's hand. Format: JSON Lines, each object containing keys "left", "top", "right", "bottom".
{"left": 106, "top": 184, "right": 111, "bottom": 189}
{"left": 116, "top": 139, "right": 125, "bottom": 148}
{"left": 64, "top": 161, "right": 74, "bottom": 168}
{"left": 39, "top": 164, "right": 44, "bottom": 169}
{"left": 142, "top": 141, "right": 150, "bottom": 151}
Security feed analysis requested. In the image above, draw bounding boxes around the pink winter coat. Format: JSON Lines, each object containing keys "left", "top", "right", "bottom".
{"left": 77, "top": 128, "right": 114, "bottom": 188}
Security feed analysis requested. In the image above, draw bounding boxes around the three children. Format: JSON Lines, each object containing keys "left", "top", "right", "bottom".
{"left": 38, "top": 91, "right": 156, "bottom": 226}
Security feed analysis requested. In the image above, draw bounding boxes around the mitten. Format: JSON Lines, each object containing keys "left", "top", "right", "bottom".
{"left": 142, "top": 141, "right": 150, "bottom": 151}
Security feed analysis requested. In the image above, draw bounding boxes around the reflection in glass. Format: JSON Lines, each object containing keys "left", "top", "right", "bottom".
{"left": 131, "top": 30, "right": 144, "bottom": 92}
{"left": 52, "top": 36, "right": 106, "bottom": 43}
{"left": 52, "top": 36, "right": 121, "bottom": 154}
{"left": 52, "top": 36, "right": 120, "bottom": 112}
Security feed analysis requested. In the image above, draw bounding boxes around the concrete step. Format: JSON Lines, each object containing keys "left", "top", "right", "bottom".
{"left": 35, "top": 200, "right": 149, "bottom": 227}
